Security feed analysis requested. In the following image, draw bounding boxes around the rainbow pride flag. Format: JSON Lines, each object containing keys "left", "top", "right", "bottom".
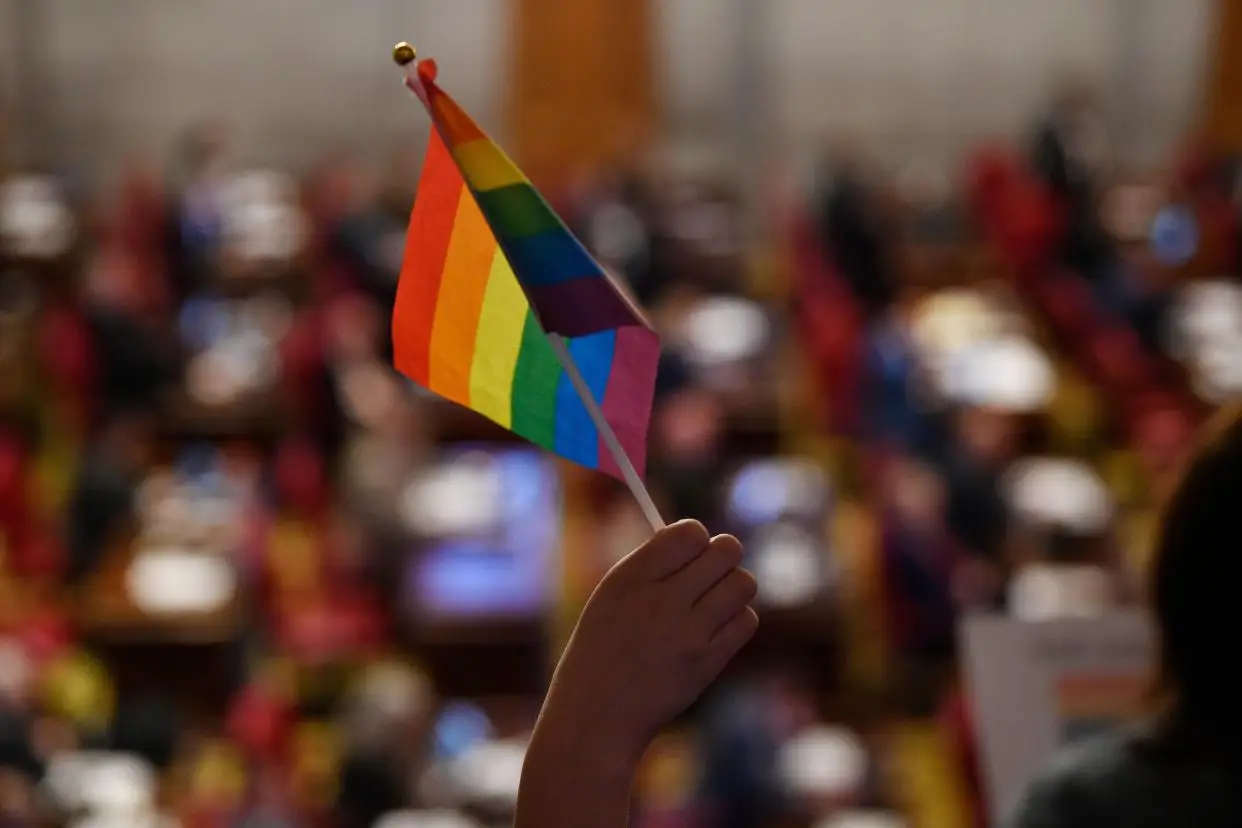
{"left": 392, "top": 59, "right": 660, "bottom": 478}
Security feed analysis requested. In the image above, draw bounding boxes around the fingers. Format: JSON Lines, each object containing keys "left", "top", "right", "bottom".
{"left": 694, "top": 566, "right": 758, "bottom": 633}
{"left": 665, "top": 534, "right": 744, "bottom": 599}
{"left": 703, "top": 607, "right": 760, "bottom": 674}
{"left": 628, "top": 519, "right": 711, "bottom": 581}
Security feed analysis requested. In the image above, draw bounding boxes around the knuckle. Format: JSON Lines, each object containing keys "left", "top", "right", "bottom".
{"left": 671, "top": 519, "right": 711, "bottom": 551}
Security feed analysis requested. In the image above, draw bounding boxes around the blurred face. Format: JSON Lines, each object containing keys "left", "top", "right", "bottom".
{"left": 656, "top": 389, "right": 723, "bottom": 462}
{"left": 0, "top": 770, "right": 30, "bottom": 816}
{"left": 892, "top": 461, "right": 945, "bottom": 526}
{"left": 112, "top": 417, "right": 156, "bottom": 472}
{"left": 958, "top": 406, "right": 1015, "bottom": 466}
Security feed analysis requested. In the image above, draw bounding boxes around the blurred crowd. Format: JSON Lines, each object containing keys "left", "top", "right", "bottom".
{"left": 0, "top": 74, "right": 1239, "bottom": 828}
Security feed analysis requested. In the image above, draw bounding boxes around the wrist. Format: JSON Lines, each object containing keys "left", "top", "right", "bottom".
{"left": 526, "top": 705, "right": 645, "bottom": 784}
{"left": 517, "top": 712, "right": 641, "bottom": 828}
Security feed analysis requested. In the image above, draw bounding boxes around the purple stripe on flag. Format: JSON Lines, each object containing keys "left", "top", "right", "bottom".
{"left": 526, "top": 274, "right": 647, "bottom": 338}
{"left": 598, "top": 325, "right": 661, "bottom": 479}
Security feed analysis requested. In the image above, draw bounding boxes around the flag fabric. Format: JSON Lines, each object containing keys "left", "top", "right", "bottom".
{"left": 392, "top": 59, "right": 660, "bottom": 479}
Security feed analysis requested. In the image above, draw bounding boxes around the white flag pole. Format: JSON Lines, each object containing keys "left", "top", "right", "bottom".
{"left": 546, "top": 334, "right": 665, "bottom": 532}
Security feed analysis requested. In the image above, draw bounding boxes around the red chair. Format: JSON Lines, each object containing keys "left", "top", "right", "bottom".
{"left": 278, "top": 307, "right": 328, "bottom": 430}
{"left": 226, "top": 681, "right": 294, "bottom": 763}
{"left": 998, "top": 179, "right": 1062, "bottom": 273}
{"left": 11, "top": 528, "right": 65, "bottom": 580}
{"left": 1086, "top": 327, "right": 1150, "bottom": 394}
{"left": 1035, "top": 274, "right": 1096, "bottom": 339}
{"left": 0, "top": 435, "right": 31, "bottom": 557}
{"left": 36, "top": 305, "right": 97, "bottom": 432}
{"left": 273, "top": 438, "right": 329, "bottom": 521}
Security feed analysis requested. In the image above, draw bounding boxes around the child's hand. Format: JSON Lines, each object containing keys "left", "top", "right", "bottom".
{"left": 536, "top": 520, "right": 759, "bottom": 768}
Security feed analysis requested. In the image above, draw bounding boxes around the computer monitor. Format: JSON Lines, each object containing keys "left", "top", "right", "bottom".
{"left": 401, "top": 447, "right": 560, "bottom": 622}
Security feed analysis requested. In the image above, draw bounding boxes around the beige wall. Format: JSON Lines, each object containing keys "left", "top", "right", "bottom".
{"left": 1, "top": 0, "right": 1216, "bottom": 175}
{"left": 661, "top": 0, "right": 1214, "bottom": 169}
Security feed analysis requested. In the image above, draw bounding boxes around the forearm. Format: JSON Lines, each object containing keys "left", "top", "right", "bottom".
{"left": 515, "top": 714, "right": 639, "bottom": 828}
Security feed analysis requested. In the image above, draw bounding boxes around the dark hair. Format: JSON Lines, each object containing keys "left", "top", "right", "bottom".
{"left": 1150, "top": 404, "right": 1242, "bottom": 742}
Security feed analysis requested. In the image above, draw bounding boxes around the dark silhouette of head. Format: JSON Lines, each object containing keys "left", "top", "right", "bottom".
{"left": 1150, "top": 404, "right": 1242, "bottom": 742}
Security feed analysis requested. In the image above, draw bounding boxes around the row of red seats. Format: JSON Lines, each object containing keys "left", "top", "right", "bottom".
{"left": 964, "top": 148, "right": 1202, "bottom": 445}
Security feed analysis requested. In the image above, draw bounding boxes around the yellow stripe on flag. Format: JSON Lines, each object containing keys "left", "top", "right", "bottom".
{"left": 469, "top": 251, "right": 529, "bottom": 427}
{"left": 452, "top": 139, "right": 527, "bottom": 192}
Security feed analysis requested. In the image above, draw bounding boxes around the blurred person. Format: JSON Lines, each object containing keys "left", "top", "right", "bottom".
{"left": 1031, "top": 80, "right": 1108, "bottom": 203}
{"left": 1132, "top": 405, "right": 1194, "bottom": 506}
{"left": 815, "top": 143, "right": 896, "bottom": 318}
{"left": 334, "top": 663, "right": 433, "bottom": 828}
{"left": 226, "top": 662, "right": 296, "bottom": 765}
{"left": 339, "top": 393, "right": 429, "bottom": 565}
{"left": 234, "top": 767, "right": 297, "bottom": 828}
{"left": 698, "top": 683, "right": 782, "bottom": 828}
{"left": 1031, "top": 80, "right": 1114, "bottom": 281}
{"left": 336, "top": 701, "right": 414, "bottom": 827}
{"left": 109, "top": 695, "right": 180, "bottom": 771}
{"left": 169, "top": 120, "right": 233, "bottom": 299}
{"left": 863, "top": 292, "right": 934, "bottom": 452}
{"left": 278, "top": 297, "right": 348, "bottom": 455}
{"left": 647, "top": 380, "right": 727, "bottom": 524}
{"left": 697, "top": 672, "right": 816, "bottom": 828}
{"left": 0, "top": 770, "right": 33, "bottom": 828}
{"left": 1007, "top": 404, "right": 1242, "bottom": 828}
{"left": 1096, "top": 216, "right": 1175, "bottom": 358}
{"left": 332, "top": 156, "right": 408, "bottom": 312}
{"left": 938, "top": 406, "right": 1018, "bottom": 604}
{"left": 0, "top": 707, "right": 40, "bottom": 783}
{"left": 879, "top": 458, "right": 959, "bottom": 673}
{"left": 99, "top": 159, "right": 172, "bottom": 318}
{"left": 83, "top": 245, "right": 183, "bottom": 414}
{"left": 577, "top": 167, "right": 657, "bottom": 305}
{"left": 63, "top": 408, "right": 155, "bottom": 582}
{"left": 516, "top": 521, "right": 757, "bottom": 828}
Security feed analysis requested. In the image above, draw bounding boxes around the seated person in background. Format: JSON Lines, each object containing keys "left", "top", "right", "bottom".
{"left": 516, "top": 520, "right": 757, "bottom": 828}
{"left": 63, "top": 409, "right": 155, "bottom": 583}
{"left": 863, "top": 292, "right": 934, "bottom": 452}
{"left": 816, "top": 144, "right": 896, "bottom": 319}
{"left": 83, "top": 255, "right": 183, "bottom": 416}
{"left": 939, "top": 406, "right": 1017, "bottom": 605}
{"left": 167, "top": 121, "right": 232, "bottom": 301}
{"left": 880, "top": 458, "right": 959, "bottom": 667}
{"left": 1030, "top": 80, "right": 1114, "bottom": 281}
{"left": 1007, "top": 404, "right": 1242, "bottom": 828}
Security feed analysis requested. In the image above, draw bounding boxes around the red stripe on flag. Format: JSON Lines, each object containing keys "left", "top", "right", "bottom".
{"left": 393, "top": 130, "right": 464, "bottom": 385}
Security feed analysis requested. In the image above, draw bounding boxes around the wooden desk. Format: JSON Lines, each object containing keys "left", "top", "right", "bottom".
{"left": 75, "top": 533, "right": 244, "bottom": 645}
{"left": 72, "top": 534, "right": 246, "bottom": 716}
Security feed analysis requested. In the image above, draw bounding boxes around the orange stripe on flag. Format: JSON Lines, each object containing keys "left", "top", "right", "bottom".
{"left": 393, "top": 131, "right": 462, "bottom": 385}
{"left": 427, "top": 190, "right": 496, "bottom": 405}
{"left": 427, "top": 84, "right": 486, "bottom": 147}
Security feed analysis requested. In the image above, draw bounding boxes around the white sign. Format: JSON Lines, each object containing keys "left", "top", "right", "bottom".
{"left": 960, "top": 613, "right": 1153, "bottom": 826}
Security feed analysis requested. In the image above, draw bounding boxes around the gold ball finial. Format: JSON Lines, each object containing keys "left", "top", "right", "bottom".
{"left": 392, "top": 42, "right": 417, "bottom": 67}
